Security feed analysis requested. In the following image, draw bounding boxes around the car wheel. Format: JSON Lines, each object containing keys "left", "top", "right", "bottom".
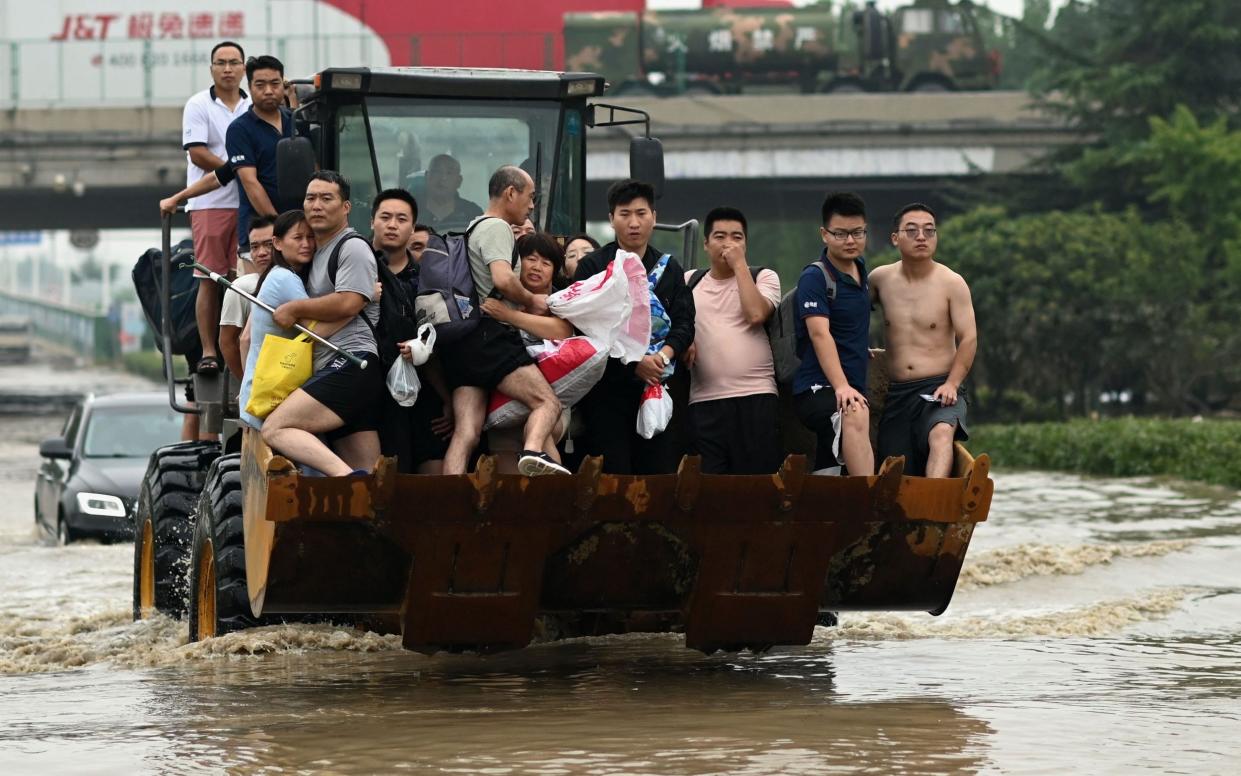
{"left": 57, "top": 514, "right": 73, "bottom": 546}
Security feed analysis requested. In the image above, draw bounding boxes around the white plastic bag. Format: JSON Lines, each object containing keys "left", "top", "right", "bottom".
{"left": 401, "top": 323, "right": 437, "bottom": 366}
{"left": 386, "top": 354, "right": 422, "bottom": 407}
{"left": 548, "top": 253, "right": 651, "bottom": 364}
{"left": 484, "top": 336, "right": 609, "bottom": 430}
{"left": 636, "top": 383, "right": 673, "bottom": 439}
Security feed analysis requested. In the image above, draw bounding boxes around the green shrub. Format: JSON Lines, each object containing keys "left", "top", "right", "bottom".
{"left": 972, "top": 418, "right": 1241, "bottom": 487}
{"left": 121, "top": 350, "right": 183, "bottom": 383}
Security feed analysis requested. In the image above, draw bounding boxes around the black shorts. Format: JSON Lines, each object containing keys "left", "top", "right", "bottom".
{"left": 878, "top": 374, "right": 969, "bottom": 476}
{"left": 689, "top": 394, "right": 782, "bottom": 475}
{"left": 794, "top": 386, "right": 862, "bottom": 473}
{"left": 439, "top": 318, "right": 534, "bottom": 391}
{"left": 379, "top": 386, "right": 450, "bottom": 472}
{"left": 301, "top": 351, "right": 385, "bottom": 435}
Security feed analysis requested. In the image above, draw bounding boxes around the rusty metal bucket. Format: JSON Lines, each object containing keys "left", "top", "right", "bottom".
{"left": 240, "top": 429, "right": 992, "bottom": 654}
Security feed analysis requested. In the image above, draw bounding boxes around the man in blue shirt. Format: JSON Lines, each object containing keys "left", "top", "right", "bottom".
{"left": 225, "top": 55, "right": 296, "bottom": 253}
{"left": 793, "top": 192, "right": 875, "bottom": 476}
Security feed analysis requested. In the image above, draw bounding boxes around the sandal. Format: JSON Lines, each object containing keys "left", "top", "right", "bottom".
{"left": 195, "top": 355, "right": 220, "bottom": 376}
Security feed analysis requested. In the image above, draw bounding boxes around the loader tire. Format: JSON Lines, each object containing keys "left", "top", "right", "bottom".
{"left": 187, "top": 453, "right": 258, "bottom": 641}
{"left": 132, "top": 440, "right": 221, "bottom": 620}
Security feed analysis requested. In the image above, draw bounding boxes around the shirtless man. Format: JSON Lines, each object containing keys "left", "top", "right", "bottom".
{"left": 869, "top": 203, "right": 978, "bottom": 478}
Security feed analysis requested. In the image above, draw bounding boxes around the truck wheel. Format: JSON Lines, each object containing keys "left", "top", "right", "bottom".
{"left": 188, "top": 453, "right": 257, "bottom": 641}
{"left": 132, "top": 440, "right": 221, "bottom": 620}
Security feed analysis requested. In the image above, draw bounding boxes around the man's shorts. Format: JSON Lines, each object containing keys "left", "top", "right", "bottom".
{"left": 690, "top": 394, "right": 782, "bottom": 475}
{"left": 877, "top": 374, "right": 969, "bottom": 476}
{"left": 439, "top": 318, "right": 535, "bottom": 391}
{"left": 794, "top": 386, "right": 852, "bottom": 474}
{"left": 190, "top": 208, "right": 239, "bottom": 278}
{"left": 301, "top": 351, "right": 385, "bottom": 437}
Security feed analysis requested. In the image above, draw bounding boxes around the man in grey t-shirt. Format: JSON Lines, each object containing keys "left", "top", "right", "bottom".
{"left": 438, "top": 165, "right": 567, "bottom": 477}
{"left": 266, "top": 171, "right": 384, "bottom": 477}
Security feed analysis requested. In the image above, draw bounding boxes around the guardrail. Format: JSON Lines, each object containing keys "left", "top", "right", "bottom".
{"left": 1, "top": 32, "right": 386, "bottom": 108}
{"left": 0, "top": 290, "right": 118, "bottom": 362}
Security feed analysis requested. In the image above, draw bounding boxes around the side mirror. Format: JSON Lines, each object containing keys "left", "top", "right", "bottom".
{"left": 629, "top": 136, "right": 665, "bottom": 201}
{"left": 277, "top": 136, "right": 316, "bottom": 206}
{"left": 39, "top": 437, "right": 72, "bottom": 460}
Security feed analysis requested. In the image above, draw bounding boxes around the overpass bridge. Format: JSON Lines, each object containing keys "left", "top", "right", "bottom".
{"left": 0, "top": 91, "right": 1076, "bottom": 230}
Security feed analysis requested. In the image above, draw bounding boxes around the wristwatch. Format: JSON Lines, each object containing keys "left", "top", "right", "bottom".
{"left": 656, "top": 350, "right": 671, "bottom": 367}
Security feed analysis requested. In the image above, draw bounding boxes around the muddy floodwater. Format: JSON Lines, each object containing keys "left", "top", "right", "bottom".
{"left": 1, "top": 364, "right": 1240, "bottom": 774}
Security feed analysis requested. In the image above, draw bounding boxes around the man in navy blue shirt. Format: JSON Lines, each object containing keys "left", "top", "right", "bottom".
{"left": 793, "top": 192, "right": 874, "bottom": 476}
{"left": 226, "top": 55, "right": 296, "bottom": 252}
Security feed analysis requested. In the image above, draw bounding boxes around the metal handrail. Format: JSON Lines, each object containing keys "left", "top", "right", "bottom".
{"left": 654, "top": 219, "right": 700, "bottom": 269}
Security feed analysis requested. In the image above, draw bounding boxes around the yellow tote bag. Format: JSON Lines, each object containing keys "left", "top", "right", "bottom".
{"left": 244, "top": 324, "right": 316, "bottom": 420}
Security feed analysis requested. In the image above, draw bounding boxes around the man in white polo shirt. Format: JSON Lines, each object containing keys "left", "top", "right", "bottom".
{"left": 182, "top": 40, "right": 251, "bottom": 378}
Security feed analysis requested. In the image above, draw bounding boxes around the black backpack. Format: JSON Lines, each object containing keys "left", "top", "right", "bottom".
{"left": 769, "top": 260, "right": 836, "bottom": 384}
{"left": 685, "top": 265, "right": 765, "bottom": 292}
{"left": 327, "top": 232, "right": 419, "bottom": 368}
{"left": 413, "top": 218, "right": 504, "bottom": 346}
{"left": 131, "top": 239, "right": 198, "bottom": 355}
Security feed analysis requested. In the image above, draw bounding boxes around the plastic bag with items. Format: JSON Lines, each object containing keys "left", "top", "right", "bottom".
{"left": 547, "top": 252, "right": 650, "bottom": 364}
{"left": 636, "top": 382, "right": 673, "bottom": 439}
{"left": 484, "top": 336, "right": 609, "bottom": 430}
{"left": 386, "top": 354, "right": 422, "bottom": 407}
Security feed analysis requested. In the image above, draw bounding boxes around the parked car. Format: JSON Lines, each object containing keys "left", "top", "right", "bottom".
{"left": 36, "top": 392, "right": 183, "bottom": 544}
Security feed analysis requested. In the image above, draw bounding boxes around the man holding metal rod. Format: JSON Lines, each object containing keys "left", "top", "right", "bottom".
{"left": 258, "top": 171, "right": 383, "bottom": 477}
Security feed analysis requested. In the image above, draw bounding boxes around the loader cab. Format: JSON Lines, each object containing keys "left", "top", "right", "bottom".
{"left": 278, "top": 67, "right": 663, "bottom": 237}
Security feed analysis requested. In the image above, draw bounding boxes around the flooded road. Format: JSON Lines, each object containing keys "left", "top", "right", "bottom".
{"left": 1, "top": 364, "right": 1239, "bottom": 773}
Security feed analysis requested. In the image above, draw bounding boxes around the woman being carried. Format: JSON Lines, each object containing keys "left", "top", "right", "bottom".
{"left": 480, "top": 233, "right": 574, "bottom": 474}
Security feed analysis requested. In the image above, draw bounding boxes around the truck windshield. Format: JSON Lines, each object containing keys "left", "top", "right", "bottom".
{"left": 336, "top": 97, "right": 584, "bottom": 235}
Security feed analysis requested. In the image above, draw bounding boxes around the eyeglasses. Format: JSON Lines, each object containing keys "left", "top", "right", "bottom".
{"left": 247, "top": 240, "right": 274, "bottom": 253}
{"left": 212, "top": 59, "right": 244, "bottom": 68}
{"left": 900, "top": 226, "right": 938, "bottom": 239}
{"left": 825, "top": 228, "right": 867, "bottom": 242}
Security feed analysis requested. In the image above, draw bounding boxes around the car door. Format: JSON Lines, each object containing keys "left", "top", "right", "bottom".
{"left": 38, "top": 403, "right": 82, "bottom": 528}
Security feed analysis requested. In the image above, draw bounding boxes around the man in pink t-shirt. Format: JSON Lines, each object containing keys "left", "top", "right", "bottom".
{"left": 682, "top": 207, "right": 783, "bottom": 474}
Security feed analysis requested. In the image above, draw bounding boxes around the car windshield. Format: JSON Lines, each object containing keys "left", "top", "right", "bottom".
{"left": 336, "top": 97, "right": 584, "bottom": 235}
{"left": 81, "top": 405, "right": 183, "bottom": 459}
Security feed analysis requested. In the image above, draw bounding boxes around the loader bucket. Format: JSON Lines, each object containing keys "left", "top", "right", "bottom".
{"left": 240, "top": 430, "right": 991, "bottom": 654}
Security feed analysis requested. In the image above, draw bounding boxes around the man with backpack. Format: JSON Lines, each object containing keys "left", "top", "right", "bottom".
{"left": 682, "top": 207, "right": 782, "bottom": 474}
{"left": 436, "top": 165, "right": 566, "bottom": 477}
{"left": 793, "top": 192, "right": 875, "bottom": 477}
{"left": 267, "top": 171, "right": 383, "bottom": 477}
{"left": 573, "top": 179, "right": 696, "bottom": 475}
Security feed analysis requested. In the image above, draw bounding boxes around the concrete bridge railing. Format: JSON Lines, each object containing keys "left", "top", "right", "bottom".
{"left": 0, "top": 290, "right": 118, "bottom": 363}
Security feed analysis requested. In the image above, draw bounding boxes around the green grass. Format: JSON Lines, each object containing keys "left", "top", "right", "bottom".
{"left": 121, "top": 350, "right": 185, "bottom": 383}
{"left": 971, "top": 418, "right": 1241, "bottom": 487}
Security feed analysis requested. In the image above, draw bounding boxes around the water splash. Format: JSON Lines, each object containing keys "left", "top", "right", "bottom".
{"left": 958, "top": 540, "right": 1195, "bottom": 590}
{"left": 823, "top": 587, "right": 1191, "bottom": 641}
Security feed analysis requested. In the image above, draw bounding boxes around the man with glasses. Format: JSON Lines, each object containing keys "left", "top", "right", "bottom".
{"left": 793, "top": 192, "right": 874, "bottom": 477}
{"left": 870, "top": 203, "right": 977, "bottom": 477}
{"left": 181, "top": 40, "right": 250, "bottom": 378}
{"left": 218, "top": 214, "right": 275, "bottom": 381}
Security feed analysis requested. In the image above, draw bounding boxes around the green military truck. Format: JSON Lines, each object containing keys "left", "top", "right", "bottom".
{"left": 565, "top": 0, "right": 997, "bottom": 95}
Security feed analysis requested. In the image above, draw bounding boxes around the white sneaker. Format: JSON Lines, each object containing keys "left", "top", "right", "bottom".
{"left": 518, "top": 450, "right": 571, "bottom": 476}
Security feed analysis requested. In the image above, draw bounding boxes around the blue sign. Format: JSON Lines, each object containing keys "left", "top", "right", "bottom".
{"left": 0, "top": 231, "right": 43, "bottom": 246}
